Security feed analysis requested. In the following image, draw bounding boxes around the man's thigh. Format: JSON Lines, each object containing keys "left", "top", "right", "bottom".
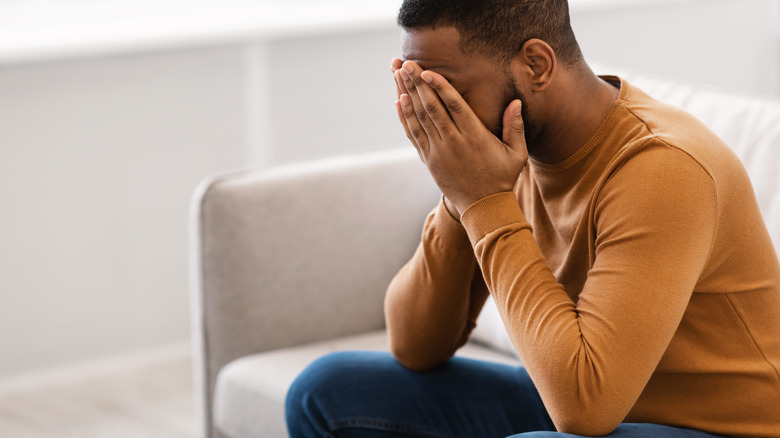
{"left": 285, "top": 350, "right": 555, "bottom": 438}
{"left": 510, "top": 423, "right": 725, "bottom": 438}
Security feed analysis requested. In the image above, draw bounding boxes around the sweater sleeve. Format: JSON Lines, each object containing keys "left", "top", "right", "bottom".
{"left": 385, "top": 197, "right": 490, "bottom": 371}
{"left": 460, "top": 146, "right": 718, "bottom": 435}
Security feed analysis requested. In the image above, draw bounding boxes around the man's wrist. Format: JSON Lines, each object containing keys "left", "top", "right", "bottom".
{"left": 442, "top": 196, "right": 462, "bottom": 223}
{"left": 460, "top": 192, "right": 530, "bottom": 246}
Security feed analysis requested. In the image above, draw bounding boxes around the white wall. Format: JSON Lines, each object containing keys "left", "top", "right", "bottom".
{"left": 571, "top": 0, "right": 780, "bottom": 97}
{"left": 244, "top": 29, "right": 406, "bottom": 166}
{"left": 0, "top": 0, "right": 777, "bottom": 379}
{"left": 0, "top": 48, "right": 247, "bottom": 376}
{"left": 0, "top": 6, "right": 406, "bottom": 379}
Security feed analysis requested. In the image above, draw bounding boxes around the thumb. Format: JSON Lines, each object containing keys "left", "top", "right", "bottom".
{"left": 502, "top": 99, "right": 526, "bottom": 152}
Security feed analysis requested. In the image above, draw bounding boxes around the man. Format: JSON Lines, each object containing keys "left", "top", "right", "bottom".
{"left": 286, "top": 0, "right": 780, "bottom": 436}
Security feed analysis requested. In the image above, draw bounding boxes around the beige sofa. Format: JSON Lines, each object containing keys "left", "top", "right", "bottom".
{"left": 189, "top": 72, "right": 780, "bottom": 438}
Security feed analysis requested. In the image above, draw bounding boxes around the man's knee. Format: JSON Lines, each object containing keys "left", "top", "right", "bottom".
{"left": 288, "top": 350, "right": 386, "bottom": 397}
{"left": 286, "top": 351, "right": 394, "bottom": 435}
{"left": 286, "top": 351, "right": 354, "bottom": 423}
{"left": 507, "top": 424, "right": 724, "bottom": 438}
{"left": 509, "top": 432, "right": 568, "bottom": 438}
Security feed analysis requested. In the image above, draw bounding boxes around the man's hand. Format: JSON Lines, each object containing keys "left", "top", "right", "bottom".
{"left": 391, "top": 59, "right": 528, "bottom": 216}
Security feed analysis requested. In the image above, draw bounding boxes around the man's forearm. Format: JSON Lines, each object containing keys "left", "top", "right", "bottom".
{"left": 384, "top": 199, "right": 486, "bottom": 371}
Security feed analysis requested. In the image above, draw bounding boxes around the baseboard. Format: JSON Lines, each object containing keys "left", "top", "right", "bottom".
{"left": 0, "top": 340, "right": 191, "bottom": 395}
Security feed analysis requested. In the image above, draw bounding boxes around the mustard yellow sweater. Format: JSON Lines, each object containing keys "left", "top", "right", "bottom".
{"left": 385, "top": 78, "right": 780, "bottom": 437}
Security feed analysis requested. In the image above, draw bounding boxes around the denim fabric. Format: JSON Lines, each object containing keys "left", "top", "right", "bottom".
{"left": 285, "top": 351, "right": 723, "bottom": 438}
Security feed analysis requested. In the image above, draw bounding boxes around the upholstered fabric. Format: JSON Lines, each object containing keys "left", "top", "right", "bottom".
{"left": 190, "top": 147, "right": 441, "bottom": 438}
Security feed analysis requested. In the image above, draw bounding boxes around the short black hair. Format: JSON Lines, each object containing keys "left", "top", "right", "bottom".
{"left": 398, "top": 0, "right": 582, "bottom": 66}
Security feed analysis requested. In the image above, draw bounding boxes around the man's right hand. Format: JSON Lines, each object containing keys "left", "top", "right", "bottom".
{"left": 392, "top": 57, "right": 462, "bottom": 223}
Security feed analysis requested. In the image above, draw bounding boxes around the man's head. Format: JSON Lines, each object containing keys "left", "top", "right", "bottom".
{"left": 398, "top": 0, "right": 585, "bottom": 150}
{"left": 398, "top": 0, "right": 582, "bottom": 68}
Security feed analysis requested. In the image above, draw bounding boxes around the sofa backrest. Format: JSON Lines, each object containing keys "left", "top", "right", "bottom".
{"left": 190, "top": 146, "right": 440, "bottom": 437}
{"left": 471, "top": 72, "right": 780, "bottom": 357}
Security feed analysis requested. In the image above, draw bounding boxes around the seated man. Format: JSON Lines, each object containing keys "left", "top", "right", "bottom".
{"left": 286, "top": 0, "right": 780, "bottom": 436}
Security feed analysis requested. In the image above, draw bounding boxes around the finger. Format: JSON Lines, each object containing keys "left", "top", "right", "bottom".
{"left": 399, "top": 92, "right": 430, "bottom": 157}
{"left": 394, "top": 97, "right": 414, "bottom": 143}
{"left": 396, "top": 69, "right": 438, "bottom": 149}
{"left": 501, "top": 99, "right": 527, "bottom": 155}
{"left": 419, "top": 70, "right": 482, "bottom": 133}
{"left": 394, "top": 69, "right": 409, "bottom": 99}
{"left": 391, "top": 57, "right": 403, "bottom": 72}
{"left": 399, "top": 62, "right": 441, "bottom": 141}
{"left": 411, "top": 70, "right": 459, "bottom": 139}
{"left": 391, "top": 58, "right": 406, "bottom": 100}
{"left": 396, "top": 100, "right": 425, "bottom": 161}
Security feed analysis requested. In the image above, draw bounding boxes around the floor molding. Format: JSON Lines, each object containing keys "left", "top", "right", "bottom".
{"left": 0, "top": 341, "right": 191, "bottom": 395}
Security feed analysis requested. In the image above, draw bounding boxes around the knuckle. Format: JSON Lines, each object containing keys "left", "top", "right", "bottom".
{"left": 423, "top": 100, "right": 439, "bottom": 115}
{"left": 415, "top": 108, "right": 430, "bottom": 124}
{"left": 402, "top": 104, "right": 416, "bottom": 119}
{"left": 466, "top": 134, "right": 482, "bottom": 146}
{"left": 446, "top": 98, "right": 466, "bottom": 114}
{"left": 410, "top": 125, "right": 425, "bottom": 140}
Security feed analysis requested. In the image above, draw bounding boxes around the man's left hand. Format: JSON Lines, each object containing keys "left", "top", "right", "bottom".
{"left": 393, "top": 60, "right": 529, "bottom": 216}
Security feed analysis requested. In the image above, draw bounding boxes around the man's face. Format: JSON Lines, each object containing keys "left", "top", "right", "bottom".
{"left": 400, "top": 26, "right": 527, "bottom": 141}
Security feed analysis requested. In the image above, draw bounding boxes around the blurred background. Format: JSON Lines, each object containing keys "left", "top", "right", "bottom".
{"left": 0, "top": 0, "right": 778, "bottom": 433}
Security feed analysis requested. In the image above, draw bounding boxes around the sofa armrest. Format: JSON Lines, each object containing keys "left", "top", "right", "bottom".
{"left": 189, "top": 146, "right": 439, "bottom": 437}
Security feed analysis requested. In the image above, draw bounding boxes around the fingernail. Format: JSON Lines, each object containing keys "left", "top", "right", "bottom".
{"left": 399, "top": 69, "right": 410, "bottom": 82}
{"left": 402, "top": 63, "right": 414, "bottom": 74}
{"left": 514, "top": 100, "right": 523, "bottom": 115}
{"left": 421, "top": 72, "right": 432, "bottom": 84}
{"left": 400, "top": 94, "right": 411, "bottom": 107}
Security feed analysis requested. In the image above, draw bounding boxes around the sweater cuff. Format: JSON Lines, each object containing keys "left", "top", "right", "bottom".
{"left": 460, "top": 192, "right": 532, "bottom": 245}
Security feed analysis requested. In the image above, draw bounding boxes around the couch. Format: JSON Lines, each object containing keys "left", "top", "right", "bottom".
{"left": 189, "top": 72, "right": 780, "bottom": 438}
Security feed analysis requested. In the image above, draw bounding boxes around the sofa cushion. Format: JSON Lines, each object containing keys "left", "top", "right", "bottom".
{"left": 212, "top": 331, "right": 520, "bottom": 438}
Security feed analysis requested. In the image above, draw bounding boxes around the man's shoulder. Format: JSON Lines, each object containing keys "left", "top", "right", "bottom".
{"left": 613, "top": 80, "right": 742, "bottom": 180}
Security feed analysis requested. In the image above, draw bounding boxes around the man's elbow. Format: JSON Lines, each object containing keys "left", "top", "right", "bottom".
{"left": 556, "top": 423, "right": 619, "bottom": 438}
{"left": 388, "top": 340, "right": 450, "bottom": 372}
{"left": 552, "top": 410, "right": 623, "bottom": 437}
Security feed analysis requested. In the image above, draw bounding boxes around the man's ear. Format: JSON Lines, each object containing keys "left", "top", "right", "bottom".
{"left": 511, "top": 38, "right": 557, "bottom": 92}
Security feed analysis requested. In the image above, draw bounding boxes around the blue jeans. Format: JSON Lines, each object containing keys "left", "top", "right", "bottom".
{"left": 286, "top": 351, "right": 725, "bottom": 438}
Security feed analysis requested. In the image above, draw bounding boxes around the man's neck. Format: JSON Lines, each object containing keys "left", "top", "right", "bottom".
{"left": 529, "top": 68, "right": 620, "bottom": 165}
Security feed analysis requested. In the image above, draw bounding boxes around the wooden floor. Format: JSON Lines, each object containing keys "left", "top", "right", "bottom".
{"left": 0, "top": 347, "right": 198, "bottom": 438}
